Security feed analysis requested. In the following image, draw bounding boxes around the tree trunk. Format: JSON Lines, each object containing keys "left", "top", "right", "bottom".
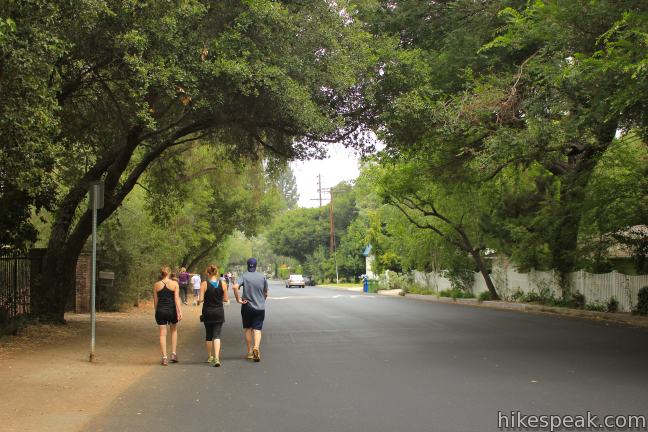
{"left": 549, "top": 183, "right": 584, "bottom": 292}
{"left": 37, "top": 233, "right": 88, "bottom": 322}
{"left": 186, "top": 238, "right": 221, "bottom": 273}
{"left": 470, "top": 249, "right": 498, "bottom": 300}
{"left": 36, "top": 124, "right": 201, "bottom": 320}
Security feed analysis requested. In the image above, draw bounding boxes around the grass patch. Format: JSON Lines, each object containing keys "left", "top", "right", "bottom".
{"left": 325, "top": 283, "right": 362, "bottom": 288}
{"left": 406, "top": 286, "right": 435, "bottom": 295}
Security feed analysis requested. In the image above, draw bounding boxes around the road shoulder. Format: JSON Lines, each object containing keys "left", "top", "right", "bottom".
{"left": 0, "top": 303, "right": 200, "bottom": 432}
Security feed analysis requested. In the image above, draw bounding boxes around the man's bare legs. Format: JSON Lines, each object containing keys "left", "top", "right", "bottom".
{"left": 244, "top": 328, "right": 253, "bottom": 357}
{"left": 253, "top": 330, "right": 262, "bottom": 350}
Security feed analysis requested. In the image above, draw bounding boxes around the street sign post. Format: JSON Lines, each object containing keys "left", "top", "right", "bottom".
{"left": 89, "top": 181, "right": 104, "bottom": 362}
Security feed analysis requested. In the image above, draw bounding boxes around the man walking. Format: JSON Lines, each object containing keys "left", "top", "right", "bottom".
{"left": 191, "top": 272, "right": 201, "bottom": 306}
{"left": 233, "top": 258, "right": 268, "bottom": 362}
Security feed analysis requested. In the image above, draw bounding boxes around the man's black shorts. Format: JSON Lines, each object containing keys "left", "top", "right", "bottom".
{"left": 241, "top": 303, "right": 265, "bottom": 330}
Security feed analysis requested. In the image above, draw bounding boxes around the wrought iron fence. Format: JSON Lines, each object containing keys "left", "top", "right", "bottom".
{"left": 0, "top": 252, "right": 31, "bottom": 321}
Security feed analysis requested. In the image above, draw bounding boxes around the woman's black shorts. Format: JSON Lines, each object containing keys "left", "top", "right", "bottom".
{"left": 155, "top": 309, "right": 178, "bottom": 325}
{"left": 241, "top": 303, "right": 265, "bottom": 330}
{"left": 204, "top": 322, "right": 223, "bottom": 340}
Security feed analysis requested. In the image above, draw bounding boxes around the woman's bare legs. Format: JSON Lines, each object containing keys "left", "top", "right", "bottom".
{"left": 205, "top": 340, "right": 213, "bottom": 358}
{"left": 159, "top": 325, "right": 167, "bottom": 357}
{"left": 213, "top": 338, "right": 221, "bottom": 361}
{"left": 169, "top": 324, "right": 178, "bottom": 355}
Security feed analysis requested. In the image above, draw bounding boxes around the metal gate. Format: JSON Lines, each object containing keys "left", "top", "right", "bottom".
{"left": 0, "top": 252, "right": 31, "bottom": 320}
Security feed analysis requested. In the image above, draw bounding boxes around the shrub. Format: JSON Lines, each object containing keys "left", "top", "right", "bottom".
{"left": 522, "top": 291, "right": 544, "bottom": 303}
{"left": 408, "top": 286, "right": 434, "bottom": 295}
{"left": 439, "top": 288, "right": 474, "bottom": 299}
{"left": 606, "top": 297, "right": 619, "bottom": 313}
{"left": 569, "top": 292, "right": 586, "bottom": 309}
{"left": 478, "top": 291, "right": 493, "bottom": 302}
{"left": 634, "top": 286, "right": 648, "bottom": 315}
{"left": 510, "top": 290, "right": 524, "bottom": 302}
{"left": 585, "top": 302, "right": 606, "bottom": 312}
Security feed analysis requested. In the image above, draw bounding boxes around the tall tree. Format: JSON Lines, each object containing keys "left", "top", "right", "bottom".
{"left": 362, "top": 0, "right": 647, "bottom": 289}
{"left": 2, "top": 0, "right": 380, "bottom": 321}
{"left": 274, "top": 165, "right": 300, "bottom": 210}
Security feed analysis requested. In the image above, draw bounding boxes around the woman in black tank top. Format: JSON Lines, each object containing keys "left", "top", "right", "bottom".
{"left": 198, "top": 264, "right": 229, "bottom": 367}
{"left": 154, "top": 266, "right": 183, "bottom": 366}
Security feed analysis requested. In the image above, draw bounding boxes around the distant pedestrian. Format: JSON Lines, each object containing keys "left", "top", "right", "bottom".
{"left": 198, "top": 264, "right": 229, "bottom": 367}
{"left": 153, "top": 265, "right": 183, "bottom": 365}
{"left": 178, "top": 267, "right": 190, "bottom": 305}
{"left": 233, "top": 258, "right": 268, "bottom": 362}
{"left": 191, "top": 272, "right": 201, "bottom": 306}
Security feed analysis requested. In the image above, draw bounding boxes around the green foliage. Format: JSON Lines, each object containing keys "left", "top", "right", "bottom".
{"left": 266, "top": 207, "right": 328, "bottom": 262}
{"left": 278, "top": 266, "right": 290, "bottom": 280}
{"left": 478, "top": 291, "right": 494, "bottom": 302}
{"left": 443, "top": 252, "right": 476, "bottom": 291}
{"left": 377, "top": 271, "right": 410, "bottom": 291}
{"left": 439, "top": 289, "right": 475, "bottom": 300}
{"left": 273, "top": 165, "right": 300, "bottom": 210}
{"left": 93, "top": 149, "right": 281, "bottom": 310}
{"left": 266, "top": 180, "right": 365, "bottom": 281}
{"left": 0, "top": 0, "right": 65, "bottom": 248}
{"left": 634, "top": 287, "right": 648, "bottom": 316}
{"left": 404, "top": 285, "right": 434, "bottom": 296}
{"left": 362, "top": 0, "right": 648, "bottom": 285}
{"left": 607, "top": 297, "right": 619, "bottom": 313}
{"left": 515, "top": 289, "right": 587, "bottom": 310}
{"left": 585, "top": 302, "right": 606, "bottom": 313}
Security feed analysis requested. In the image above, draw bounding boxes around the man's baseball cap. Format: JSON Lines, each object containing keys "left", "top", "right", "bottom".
{"left": 247, "top": 258, "right": 257, "bottom": 271}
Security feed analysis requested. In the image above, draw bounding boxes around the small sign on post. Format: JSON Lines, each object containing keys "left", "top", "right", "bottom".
{"left": 89, "top": 181, "right": 105, "bottom": 209}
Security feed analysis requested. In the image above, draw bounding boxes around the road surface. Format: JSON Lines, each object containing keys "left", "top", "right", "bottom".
{"left": 84, "top": 281, "right": 648, "bottom": 432}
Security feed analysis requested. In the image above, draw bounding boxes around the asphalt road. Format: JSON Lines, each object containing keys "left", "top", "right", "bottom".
{"left": 84, "top": 281, "right": 648, "bottom": 432}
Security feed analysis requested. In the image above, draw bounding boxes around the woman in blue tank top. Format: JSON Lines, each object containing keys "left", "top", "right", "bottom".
{"left": 198, "top": 264, "right": 228, "bottom": 367}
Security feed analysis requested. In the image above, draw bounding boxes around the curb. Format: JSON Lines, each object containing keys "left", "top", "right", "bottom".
{"left": 316, "top": 285, "right": 363, "bottom": 292}
{"left": 379, "top": 291, "right": 648, "bottom": 328}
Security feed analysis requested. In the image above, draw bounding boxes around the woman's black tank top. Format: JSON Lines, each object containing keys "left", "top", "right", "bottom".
{"left": 203, "top": 280, "right": 223, "bottom": 309}
{"left": 157, "top": 283, "right": 175, "bottom": 312}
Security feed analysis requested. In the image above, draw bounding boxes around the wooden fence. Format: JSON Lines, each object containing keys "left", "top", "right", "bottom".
{"left": 411, "top": 262, "right": 648, "bottom": 312}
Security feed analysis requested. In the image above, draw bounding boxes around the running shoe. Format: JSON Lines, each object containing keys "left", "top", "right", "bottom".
{"left": 213, "top": 359, "right": 221, "bottom": 367}
{"left": 170, "top": 353, "right": 178, "bottom": 363}
{"left": 207, "top": 356, "right": 215, "bottom": 365}
{"left": 252, "top": 348, "right": 261, "bottom": 362}
{"left": 246, "top": 351, "right": 254, "bottom": 360}
{"left": 161, "top": 357, "right": 169, "bottom": 366}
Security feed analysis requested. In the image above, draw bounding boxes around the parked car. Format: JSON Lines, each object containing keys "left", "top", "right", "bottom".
{"left": 303, "top": 276, "right": 316, "bottom": 286}
{"left": 285, "top": 274, "right": 306, "bottom": 288}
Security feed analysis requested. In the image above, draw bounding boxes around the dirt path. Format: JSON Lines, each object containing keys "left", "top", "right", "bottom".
{"left": 0, "top": 302, "right": 202, "bottom": 432}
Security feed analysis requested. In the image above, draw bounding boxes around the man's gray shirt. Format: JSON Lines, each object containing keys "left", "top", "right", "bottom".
{"left": 237, "top": 271, "right": 268, "bottom": 310}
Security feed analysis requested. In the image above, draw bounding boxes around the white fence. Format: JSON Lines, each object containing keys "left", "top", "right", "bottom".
{"left": 411, "top": 261, "right": 648, "bottom": 312}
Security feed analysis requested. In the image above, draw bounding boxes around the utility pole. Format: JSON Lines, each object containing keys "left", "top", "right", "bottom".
{"left": 311, "top": 182, "right": 350, "bottom": 285}
{"left": 329, "top": 188, "right": 334, "bottom": 252}
{"left": 329, "top": 189, "right": 339, "bottom": 284}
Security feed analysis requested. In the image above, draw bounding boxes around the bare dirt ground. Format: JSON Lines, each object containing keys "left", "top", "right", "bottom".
{"left": 0, "top": 302, "right": 200, "bottom": 432}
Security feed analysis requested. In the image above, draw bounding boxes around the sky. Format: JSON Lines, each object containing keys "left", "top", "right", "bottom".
{"left": 290, "top": 143, "right": 362, "bottom": 208}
